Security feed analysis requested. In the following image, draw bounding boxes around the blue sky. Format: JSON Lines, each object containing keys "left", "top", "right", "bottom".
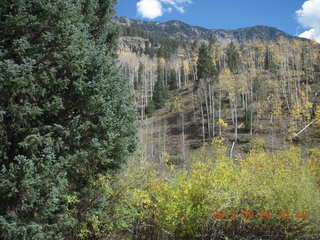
{"left": 116, "top": 0, "right": 320, "bottom": 42}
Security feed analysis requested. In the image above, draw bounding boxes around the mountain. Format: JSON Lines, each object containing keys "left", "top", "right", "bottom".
{"left": 115, "top": 16, "right": 301, "bottom": 44}
{"left": 116, "top": 16, "right": 320, "bottom": 163}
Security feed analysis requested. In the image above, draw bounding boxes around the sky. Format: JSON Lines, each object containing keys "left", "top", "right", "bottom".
{"left": 116, "top": 0, "right": 320, "bottom": 43}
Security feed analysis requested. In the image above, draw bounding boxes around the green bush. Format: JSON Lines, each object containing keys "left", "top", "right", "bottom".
{"left": 230, "top": 134, "right": 253, "bottom": 143}
{"left": 130, "top": 139, "right": 320, "bottom": 240}
{"left": 241, "top": 143, "right": 252, "bottom": 153}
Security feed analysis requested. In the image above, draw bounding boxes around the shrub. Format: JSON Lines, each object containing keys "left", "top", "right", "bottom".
{"left": 131, "top": 139, "right": 320, "bottom": 240}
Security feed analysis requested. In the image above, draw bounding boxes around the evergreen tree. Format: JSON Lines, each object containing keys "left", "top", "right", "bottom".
{"left": 196, "top": 43, "right": 215, "bottom": 89}
{"left": 152, "top": 63, "right": 168, "bottom": 109}
{"left": 226, "top": 42, "right": 241, "bottom": 75}
{"left": 0, "top": 0, "right": 136, "bottom": 239}
{"left": 180, "top": 63, "right": 186, "bottom": 87}
{"left": 264, "top": 46, "right": 278, "bottom": 73}
{"left": 135, "top": 62, "right": 144, "bottom": 90}
{"left": 226, "top": 42, "right": 241, "bottom": 144}
{"left": 197, "top": 43, "right": 214, "bottom": 81}
{"left": 168, "top": 68, "right": 177, "bottom": 90}
{"left": 145, "top": 102, "right": 156, "bottom": 116}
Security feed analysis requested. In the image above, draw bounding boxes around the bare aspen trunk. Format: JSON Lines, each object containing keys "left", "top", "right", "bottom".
{"left": 181, "top": 111, "right": 186, "bottom": 167}
{"left": 250, "top": 76, "right": 253, "bottom": 135}
{"left": 200, "top": 96, "right": 205, "bottom": 143}
{"left": 183, "top": 65, "right": 187, "bottom": 87}
{"left": 234, "top": 96, "right": 238, "bottom": 142}
{"left": 281, "top": 75, "right": 291, "bottom": 112}
{"left": 210, "top": 83, "right": 215, "bottom": 137}
{"left": 165, "top": 119, "right": 167, "bottom": 153}
{"left": 151, "top": 120, "right": 154, "bottom": 159}
{"left": 177, "top": 69, "right": 181, "bottom": 89}
{"left": 192, "top": 91, "right": 197, "bottom": 122}
{"left": 230, "top": 98, "right": 235, "bottom": 125}
{"left": 203, "top": 83, "right": 211, "bottom": 138}
{"left": 219, "top": 88, "right": 222, "bottom": 137}
{"left": 208, "top": 83, "right": 213, "bottom": 137}
{"left": 271, "top": 114, "right": 274, "bottom": 151}
{"left": 230, "top": 141, "right": 235, "bottom": 160}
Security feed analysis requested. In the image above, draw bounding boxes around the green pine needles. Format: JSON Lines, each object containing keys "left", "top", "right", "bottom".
{"left": 0, "top": 0, "right": 137, "bottom": 239}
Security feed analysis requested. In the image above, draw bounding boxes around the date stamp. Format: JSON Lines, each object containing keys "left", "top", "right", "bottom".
{"left": 212, "top": 210, "right": 310, "bottom": 220}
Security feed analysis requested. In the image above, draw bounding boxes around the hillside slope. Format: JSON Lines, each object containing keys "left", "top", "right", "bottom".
{"left": 116, "top": 17, "right": 320, "bottom": 164}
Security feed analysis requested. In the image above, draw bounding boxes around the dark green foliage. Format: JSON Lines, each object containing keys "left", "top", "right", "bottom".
{"left": 145, "top": 102, "right": 156, "bottom": 116}
{"left": 195, "top": 43, "right": 217, "bottom": 92}
{"left": 226, "top": 42, "right": 241, "bottom": 75}
{"left": 166, "top": 154, "right": 183, "bottom": 166}
{"left": 180, "top": 63, "right": 186, "bottom": 87}
{"left": 0, "top": 0, "right": 136, "bottom": 239}
{"left": 168, "top": 69, "right": 177, "bottom": 90}
{"left": 241, "top": 143, "right": 253, "bottom": 153}
{"left": 245, "top": 108, "right": 257, "bottom": 131}
{"left": 230, "top": 134, "right": 253, "bottom": 144}
{"left": 135, "top": 62, "right": 144, "bottom": 90}
{"left": 264, "top": 46, "right": 278, "bottom": 73}
{"left": 152, "top": 78, "right": 168, "bottom": 110}
{"left": 196, "top": 43, "right": 215, "bottom": 81}
{"left": 152, "top": 63, "right": 169, "bottom": 110}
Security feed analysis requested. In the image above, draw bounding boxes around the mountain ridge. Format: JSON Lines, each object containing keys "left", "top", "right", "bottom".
{"left": 115, "top": 16, "right": 304, "bottom": 44}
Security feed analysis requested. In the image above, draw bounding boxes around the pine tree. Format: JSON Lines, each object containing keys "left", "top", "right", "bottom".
{"left": 264, "top": 46, "right": 278, "bottom": 73}
{"left": 196, "top": 43, "right": 215, "bottom": 84}
{"left": 168, "top": 68, "right": 177, "bottom": 90}
{"left": 226, "top": 42, "right": 241, "bottom": 145}
{"left": 153, "top": 77, "right": 168, "bottom": 109}
{"left": 135, "top": 62, "right": 144, "bottom": 90}
{"left": 226, "top": 42, "right": 241, "bottom": 75}
{"left": 151, "top": 61, "right": 168, "bottom": 110}
{"left": 0, "top": 0, "right": 137, "bottom": 239}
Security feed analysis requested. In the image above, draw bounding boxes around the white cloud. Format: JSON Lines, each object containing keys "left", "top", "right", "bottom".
{"left": 299, "top": 28, "right": 320, "bottom": 42}
{"left": 296, "top": 0, "right": 320, "bottom": 43}
{"left": 136, "top": 0, "right": 192, "bottom": 19}
{"left": 137, "top": 0, "right": 163, "bottom": 19}
{"left": 160, "top": 0, "right": 192, "bottom": 13}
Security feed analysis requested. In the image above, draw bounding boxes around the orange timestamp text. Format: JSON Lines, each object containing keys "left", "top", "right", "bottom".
{"left": 212, "top": 209, "right": 310, "bottom": 220}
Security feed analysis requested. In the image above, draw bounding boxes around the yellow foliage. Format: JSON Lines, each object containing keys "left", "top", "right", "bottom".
{"left": 315, "top": 105, "right": 320, "bottom": 125}
{"left": 218, "top": 119, "right": 228, "bottom": 127}
{"left": 129, "top": 142, "right": 320, "bottom": 239}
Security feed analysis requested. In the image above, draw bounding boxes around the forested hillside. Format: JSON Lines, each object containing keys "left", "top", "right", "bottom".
{"left": 113, "top": 20, "right": 320, "bottom": 239}
{"left": 1, "top": 2, "right": 320, "bottom": 240}
{"left": 118, "top": 17, "right": 320, "bottom": 164}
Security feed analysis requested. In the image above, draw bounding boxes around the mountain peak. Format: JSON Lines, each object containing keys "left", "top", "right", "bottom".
{"left": 116, "top": 17, "right": 302, "bottom": 44}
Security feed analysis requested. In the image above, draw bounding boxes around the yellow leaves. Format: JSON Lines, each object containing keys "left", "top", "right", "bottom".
{"left": 306, "top": 148, "right": 320, "bottom": 183}
{"left": 218, "top": 119, "right": 228, "bottom": 127}
{"left": 315, "top": 105, "right": 320, "bottom": 125}
{"left": 89, "top": 215, "right": 101, "bottom": 232}
{"left": 172, "top": 96, "right": 184, "bottom": 112}
{"left": 168, "top": 164, "right": 176, "bottom": 171}
{"left": 305, "top": 101, "right": 313, "bottom": 110}
{"left": 159, "top": 57, "right": 166, "bottom": 65}
{"left": 142, "top": 199, "right": 152, "bottom": 206}
{"left": 250, "top": 137, "right": 266, "bottom": 152}
{"left": 161, "top": 151, "right": 170, "bottom": 162}
{"left": 129, "top": 139, "right": 320, "bottom": 238}
{"left": 66, "top": 194, "right": 79, "bottom": 204}
{"left": 78, "top": 215, "right": 102, "bottom": 239}
{"left": 79, "top": 226, "right": 90, "bottom": 239}
{"left": 132, "top": 189, "right": 150, "bottom": 206}
{"left": 291, "top": 103, "right": 301, "bottom": 121}
{"left": 220, "top": 68, "right": 232, "bottom": 79}
{"left": 212, "top": 137, "right": 225, "bottom": 145}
